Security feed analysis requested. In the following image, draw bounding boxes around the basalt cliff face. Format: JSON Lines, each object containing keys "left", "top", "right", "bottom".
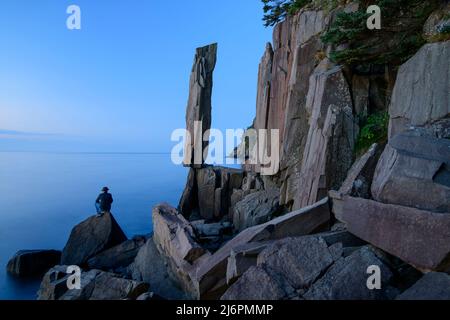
{"left": 12, "top": 1, "right": 450, "bottom": 301}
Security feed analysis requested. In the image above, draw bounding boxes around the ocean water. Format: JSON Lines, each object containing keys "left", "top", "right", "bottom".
{"left": 0, "top": 152, "right": 188, "bottom": 300}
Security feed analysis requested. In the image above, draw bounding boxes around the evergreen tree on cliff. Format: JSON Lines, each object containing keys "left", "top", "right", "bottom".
{"left": 262, "top": 0, "right": 308, "bottom": 26}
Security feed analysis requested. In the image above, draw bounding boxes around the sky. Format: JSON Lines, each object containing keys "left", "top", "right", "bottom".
{"left": 0, "top": 0, "right": 272, "bottom": 152}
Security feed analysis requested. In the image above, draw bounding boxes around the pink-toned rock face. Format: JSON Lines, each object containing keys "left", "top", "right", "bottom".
{"left": 388, "top": 42, "right": 450, "bottom": 139}
{"left": 252, "top": 9, "right": 358, "bottom": 211}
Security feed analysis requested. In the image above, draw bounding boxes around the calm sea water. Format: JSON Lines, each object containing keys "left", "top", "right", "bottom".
{"left": 0, "top": 152, "right": 188, "bottom": 300}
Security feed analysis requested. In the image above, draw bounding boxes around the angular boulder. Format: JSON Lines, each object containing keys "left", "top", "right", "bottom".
{"left": 61, "top": 212, "right": 127, "bottom": 266}
{"left": 37, "top": 265, "right": 73, "bottom": 300}
{"left": 38, "top": 267, "right": 148, "bottom": 300}
{"left": 221, "top": 265, "right": 287, "bottom": 300}
{"left": 388, "top": 41, "right": 450, "bottom": 138}
{"left": 226, "top": 241, "right": 274, "bottom": 285}
{"left": 127, "top": 237, "right": 188, "bottom": 300}
{"left": 87, "top": 236, "right": 146, "bottom": 271}
{"left": 153, "top": 204, "right": 206, "bottom": 264}
{"left": 183, "top": 43, "right": 217, "bottom": 167}
{"left": 304, "top": 246, "right": 393, "bottom": 300}
{"left": 87, "top": 272, "right": 149, "bottom": 300}
{"left": 233, "top": 188, "right": 280, "bottom": 232}
{"left": 396, "top": 272, "right": 450, "bottom": 300}
{"left": 153, "top": 204, "right": 210, "bottom": 298}
{"left": 334, "top": 143, "right": 383, "bottom": 199}
{"left": 371, "top": 133, "right": 450, "bottom": 213}
{"left": 334, "top": 196, "right": 450, "bottom": 272}
{"left": 7, "top": 250, "right": 61, "bottom": 277}
{"left": 195, "top": 197, "right": 330, "bottom": 299}
{"left": 258, "top": 237, "right": 334, "bottom": 290}
{"left": 222, "top": 236, "right": 335, "bottom": 300}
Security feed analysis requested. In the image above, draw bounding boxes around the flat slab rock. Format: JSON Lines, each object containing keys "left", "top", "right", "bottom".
{"left": 333, "top": 196, "right": 450, "bottom": 272}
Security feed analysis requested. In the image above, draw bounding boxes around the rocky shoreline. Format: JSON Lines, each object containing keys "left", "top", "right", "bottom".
{"left": 6, "top": 2, "right": 450, "bottom": 300}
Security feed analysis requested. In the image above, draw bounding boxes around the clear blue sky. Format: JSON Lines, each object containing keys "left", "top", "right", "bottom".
{"left": 0, "top": 0, "right": 272, "bottom": 152}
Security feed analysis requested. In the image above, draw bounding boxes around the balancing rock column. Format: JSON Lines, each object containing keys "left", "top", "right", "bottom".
{"left": 183, "top": 43, "right": 218, "bottom": 167}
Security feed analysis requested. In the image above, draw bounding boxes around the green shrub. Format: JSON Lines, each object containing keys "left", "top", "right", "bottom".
{"left": 355, "top": 112, "right": 389, "bottom": 155}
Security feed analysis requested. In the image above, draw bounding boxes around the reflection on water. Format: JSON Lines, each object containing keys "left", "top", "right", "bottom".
{"left": 0, "top": 152, "right": 187, "bottom": 300}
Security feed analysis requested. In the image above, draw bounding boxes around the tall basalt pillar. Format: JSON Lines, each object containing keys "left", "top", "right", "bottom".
{"left": 183, "top": 43, "right": 218, "bottom": 168}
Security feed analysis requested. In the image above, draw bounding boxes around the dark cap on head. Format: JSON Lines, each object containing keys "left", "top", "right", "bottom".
{"left": 102, "top": 187, "right": 109, "bottom": 192}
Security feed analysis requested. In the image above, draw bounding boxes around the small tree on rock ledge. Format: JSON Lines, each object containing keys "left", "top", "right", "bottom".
{"left": 262, "top": 0, "right": 311, "bottom": 27}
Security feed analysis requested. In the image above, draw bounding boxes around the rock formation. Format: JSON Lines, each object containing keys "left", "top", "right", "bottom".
{"left": 61, "top": 212, "right": 127, "bottom": 266}
{"left": 183, "top": 43, "right": 217, "bottom": 167}
{"left": 7, "top": 250, "right": 61, "bottom": 277}
{"left": 388, "top": 42, "right": 450, "bottom": 139}
{"left": 23, "top": 1, "right": 450, "bottom": 301}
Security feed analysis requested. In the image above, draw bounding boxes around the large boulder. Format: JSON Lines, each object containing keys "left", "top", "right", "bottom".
{"left": 153, "top": 204, "right": 206, "bottom": 264}
{"left": 37, "top": 265, "right": 73, "bottom": 300}
{"left": 38, "top": 267, "right": 148, "bottom": 300}
{"left": 222, "top": 238, "right": 389, "bottom": 300}
{"left": 195, "top": 197, "right": 330, "bottom": 299}
{"left": 371, "top": 132, "right": 450, "bottom": 213}
{"left": 303, "top": 247, "right": 393, "bottom": 300}
{"left": 233, "top": 188, "right": 281, "bottom": 232}
{"left": 85, "top": 272, "right": 149, "bottom": 300}
{"left": 127, "top": 237, "right": 188, "bottom": 300}
{"left": 258, "top": 237, "right": 334, "bottom": 290}
{"left": 152, "top": 204, "right": 210, "bottom": 298}
{"left": 396, "top": 272, "right": 450, "bottom": 300}
{"left": 226, "top": 241, "right": 274, "bottom": 285}
{"left": 87, "top": 236, "right": 146, "bottom": 272}
{"left": 333, "top": 196, "right": 450, "bottom": 272}
{"left": 388, "top": 41, "right": 450, "bottom": 138}
{"left": 61, "top": 212, "right": 127, "bottom": 266}
{"left": 222, "top": 236, "right": 335, "bottom": 300}
{"left": 7, "top": 250, "right": 61, "bottom": 277}
{"left": 333, "top": 143, "right": 383, "bottom": 199}
{"left": 183, "top": 43, "right": 217, "bottom": 167}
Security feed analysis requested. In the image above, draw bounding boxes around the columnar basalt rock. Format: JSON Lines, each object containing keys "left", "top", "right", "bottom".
{"left": 294, "top": 59, "right": 356, "bottom": 209}
{"left": 183, "top": 43, "right": 218, "bottom": 167}
{"left": 179, "top": 166, "right": 246, "bottom": 221}
{"left": 388, "top": 41, "right": 450, "bottom": 139}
